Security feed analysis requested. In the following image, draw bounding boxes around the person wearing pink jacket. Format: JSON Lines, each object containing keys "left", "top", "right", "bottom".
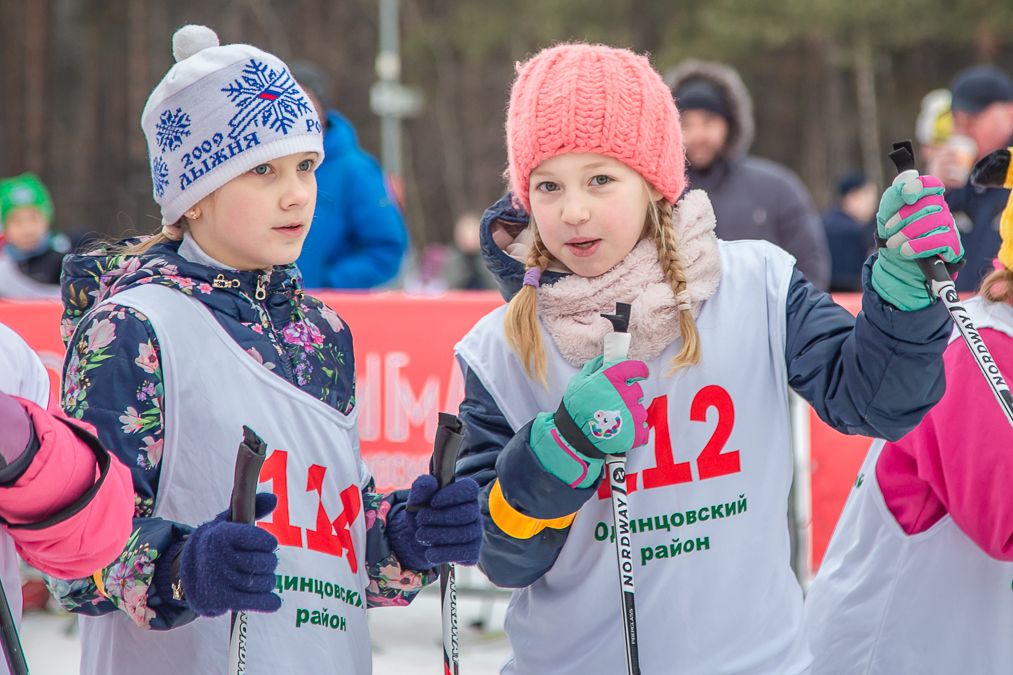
{"left": 0, "top": 320, "right": 133, "bottom": 669}
{"left": 805, "top": 145, "right": 1013, "bottom": 674}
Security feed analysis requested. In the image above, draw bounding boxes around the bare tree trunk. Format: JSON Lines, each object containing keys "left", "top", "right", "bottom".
{"left": 0, "top": 0, "right": 26, "bottom": 174}
{"left": 854, "top": 28, "right": 883, "bottom": 190}
{"left": 432, "top": 39, "right": 467, "bottom": 227}
{"left": 823, "top": 37, "right": 848, "bottom": 188}
{"left": 24, "top": 0, "right": 49, "bottom": 175}
{"left": 976, "top": 21, "right": 999, "bottom": 63}
{"left": 127, "top": 0, "right": 149, "bottom": 164}
{"left": 802, "top": 37, "right": 829, "bottom": 210}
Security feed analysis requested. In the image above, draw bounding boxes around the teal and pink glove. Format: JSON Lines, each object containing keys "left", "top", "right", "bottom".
{"left": 529, "top": 356, "right": 649, "bottom": 489}
{"left": 871, "top": 173, "right": 964, "bottom": 311}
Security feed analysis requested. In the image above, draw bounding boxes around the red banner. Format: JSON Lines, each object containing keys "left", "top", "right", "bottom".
{"left": 0, "top": 291, "right": 879, "bottom": 570}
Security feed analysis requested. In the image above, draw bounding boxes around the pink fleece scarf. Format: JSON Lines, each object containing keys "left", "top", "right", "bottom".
{"left": 536, "top": 190, "right": 722, "bottom": 366}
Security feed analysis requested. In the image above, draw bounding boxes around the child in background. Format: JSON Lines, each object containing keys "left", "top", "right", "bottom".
{"left": 454, "top": 43, "right": 962, "bottom": 674}
{"left": 0, "top": 320, "right": 133, "bottom": 675}
{"left": 0, "top": 173, "right": 68, "bottom": 298}
{"left": 49, "top": 25, "right": 482, "bottom": 675}
{"left": 804, "top": 147, "right": 1013, "bottom": 674}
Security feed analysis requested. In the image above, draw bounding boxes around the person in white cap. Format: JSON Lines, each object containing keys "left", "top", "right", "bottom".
{"left": 48, "top": 26, "right": 482, "bottom": 675}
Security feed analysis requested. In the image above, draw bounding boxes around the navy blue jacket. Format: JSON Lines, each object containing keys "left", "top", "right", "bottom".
{"left": 945, "top": 180, "right": 1008, "bottom": 292}
{"left": 456, "top": 193, "right": 952, "bottom": 588}
{"left": 296, "top": 111, "right": 407, "bottom": 289}
{"left": 823, "top": 208, "right": 874, "bottom": 293}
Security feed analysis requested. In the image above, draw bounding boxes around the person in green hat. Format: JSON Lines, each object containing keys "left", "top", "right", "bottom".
{"left": 0, "top": 172, "right": 67, "bottom": 298}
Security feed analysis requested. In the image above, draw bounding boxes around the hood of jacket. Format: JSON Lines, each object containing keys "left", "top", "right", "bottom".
{"left": 60, "top": 238, "right": 306, "bottom": 345}
{"left": 323, "top": 110, "right": 361, "bottom": 159}
{"left": 480, "top": 194, "right": 568, "bottom": 301}
{"left": 665, "top": 60, "right": 754, "bottom": 160}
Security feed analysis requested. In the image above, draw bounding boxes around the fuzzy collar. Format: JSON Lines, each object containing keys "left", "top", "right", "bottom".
{"left": 536, "top": 190, "right": 722, "bottom": 366}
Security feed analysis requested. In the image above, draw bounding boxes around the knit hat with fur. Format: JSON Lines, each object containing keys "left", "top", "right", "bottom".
{"left": 143, "top": 25, "right": 324, "bottom": 225}
{"left": 506, "top": 43, "right": 686, "bottom": 212}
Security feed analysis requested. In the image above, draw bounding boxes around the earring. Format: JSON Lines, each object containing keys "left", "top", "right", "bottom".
{"left": 187, "top": 209, "right": 200, "bottom": 220}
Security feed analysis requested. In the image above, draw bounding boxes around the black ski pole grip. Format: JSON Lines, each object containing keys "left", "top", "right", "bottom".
{"left": 888, "top": 140, "right": 916, "bottom": 173}
{"left": 229, "top": 426, "right": 268, "bottom": 525}
{"left": 888, "top": 139, "right": 956, "bottom": 290}
{"left": 916, "top": 257, "right": 953, "bottom": 284}
{"left": 601, "top": 302, "right": 632, "bottom": 334}
{"left": 406, "top": 413, "right": 466, "bottom": 512}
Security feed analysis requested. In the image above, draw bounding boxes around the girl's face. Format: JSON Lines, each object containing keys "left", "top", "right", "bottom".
{"left": 528, "top": 153, "right": 661, "bottom": 277}
{"left": 3, "top": 207, "right": 49, "bottom": 253}
{"left": 189, "top": 152, "right": 318, "bottom": 271}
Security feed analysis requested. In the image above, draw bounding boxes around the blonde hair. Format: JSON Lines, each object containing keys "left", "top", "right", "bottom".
{"left": 980, "top": 266, "right": 1013, "bottom": 305}
{"left": 504, "top": 197, "right": 702, "bottom": 385}
{"left": 111, "top": 216, "right": 188, "bottom": 256}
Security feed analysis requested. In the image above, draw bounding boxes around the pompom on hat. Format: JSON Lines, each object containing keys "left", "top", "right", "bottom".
{"left": 142, "top": 25, "right": 324, "bottom": 225}
{"left": 506, "top": 43, "right": 686, "bottom": 212}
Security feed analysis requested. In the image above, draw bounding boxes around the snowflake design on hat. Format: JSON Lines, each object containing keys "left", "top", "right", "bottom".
{"left": 155, "top": 108, "right": 192, "bottom": 153}
{"left": 151, "top": 156, "right": 169, "bottom": 198}
{"left": 221, "top": 59, "right": 311, "bottom": 140}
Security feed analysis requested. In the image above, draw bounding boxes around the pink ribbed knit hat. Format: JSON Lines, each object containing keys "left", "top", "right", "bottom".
{"left": 506, "top": 43, "right": 686, "bottom": 212}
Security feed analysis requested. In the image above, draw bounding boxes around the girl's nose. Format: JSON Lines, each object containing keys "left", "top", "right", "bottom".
{"left": 561, "top": 191, "right": 591, "bottom": 225}
{"left": 282, "top": 172, "right": 313, "bottom": 210}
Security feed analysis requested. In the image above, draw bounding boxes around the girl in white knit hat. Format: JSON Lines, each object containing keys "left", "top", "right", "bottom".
{"left": 46, "top": 26, "right": 482, "bottom": 675}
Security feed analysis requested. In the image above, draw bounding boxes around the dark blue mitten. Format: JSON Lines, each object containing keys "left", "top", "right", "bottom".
{"left": 178, "top": 492, "right": 281, "bottom": 617}
{"left": 389, "top": 475, "right": 483, "bottom": 569}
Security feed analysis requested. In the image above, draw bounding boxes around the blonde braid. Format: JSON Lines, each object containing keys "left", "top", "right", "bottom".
{"left": 504, "top": 222, "right": 554, "bottom": 386}
{"left": 981, "top": 267, "right": 1013, "bottom": 305}
{"left": 651, "top": 199, "right": 702, "bottom": 375}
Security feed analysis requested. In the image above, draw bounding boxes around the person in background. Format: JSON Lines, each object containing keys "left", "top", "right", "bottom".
{"left": 289, "top": 60, "right": 408, "bottom": 289}
{"left": 0, "top": 173, "right": 69, "bottom": 299}
{"left": 445, "top": 212, "right": 497, "bottom": 290}
{"left": 823, "top": 172, "right": 878, "bottom": 293}
{"left": 666, "top": 60, "right": 831, "bottom": 290}
{"left": 930, "top": 65, "right": 1013, "bottom": 291}
{"left": 917, "top": 89, "right": 954, "bottom": 174}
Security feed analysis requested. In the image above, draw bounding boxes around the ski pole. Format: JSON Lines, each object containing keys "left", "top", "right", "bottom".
{"left": 600, "top": 302, "right": 640, "bottom": 675}
{"left": 227, "top": 426, "right": 268, "bottom": 675}
{"left": 886, "top": 141, "right": 1013, "bottom": 429}
{"left": 407, "top": 412, "right": 466, "bottom": 675}
{"left": 0, "top": 576, "right": 28, "bottom": 675}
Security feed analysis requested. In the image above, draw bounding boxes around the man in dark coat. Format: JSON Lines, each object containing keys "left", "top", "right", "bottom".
{"left": 929, "top": 65, "right": 1013, "bottom": 291}
{"left": 667, "top": 61, "right": 831, "bottom": 290}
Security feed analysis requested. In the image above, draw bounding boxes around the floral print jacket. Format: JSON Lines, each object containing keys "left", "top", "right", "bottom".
{"left": 46, "top": 238, "right": 434, "bottom": 631}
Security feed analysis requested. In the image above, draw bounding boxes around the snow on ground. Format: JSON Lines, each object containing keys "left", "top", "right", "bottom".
{"left": 20, "top": 572, "right": 513, "bottom": 674}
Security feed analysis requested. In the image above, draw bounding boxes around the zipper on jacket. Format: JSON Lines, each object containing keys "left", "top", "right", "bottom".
{"left": 255, "top": 273, "right": 267, "bottom": 301}
{"left": 254, "top": 271, "right": 296, "bottom": 384}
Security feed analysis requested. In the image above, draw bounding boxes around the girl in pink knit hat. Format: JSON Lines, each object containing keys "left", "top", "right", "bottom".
{"left": 454, "top": 43, "right": 964, "bottom": 674}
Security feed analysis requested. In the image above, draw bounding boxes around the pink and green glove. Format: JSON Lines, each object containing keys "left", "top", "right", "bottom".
{"left": 529, "top": 356, "right": 649, "bottom": 489}
{"left": 872, "top": 173, "right": 964, "bottom": 311}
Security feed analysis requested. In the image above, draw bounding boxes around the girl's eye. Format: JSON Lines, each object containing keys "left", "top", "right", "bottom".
{"left": 590, "top": 175, "right": 612, "bottom": 186}
{"left": 298, "top": 160, "right": 314, "bottom": 171}
{"left": 252, "top": 164, "right": 271, "bottom": 176}
{"left": 537, "top": 181, "right": 559, "bottom": 193}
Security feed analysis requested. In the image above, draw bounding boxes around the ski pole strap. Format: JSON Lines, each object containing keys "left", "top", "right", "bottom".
{"left": 553, "top": 401, "right": 607, "bottom": 462}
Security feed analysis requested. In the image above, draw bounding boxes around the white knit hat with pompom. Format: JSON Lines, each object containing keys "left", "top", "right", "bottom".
{"left": 142, "top": 25, "right": 324, "bottom": 224}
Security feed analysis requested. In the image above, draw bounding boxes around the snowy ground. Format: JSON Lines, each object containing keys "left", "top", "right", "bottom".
{"left": 19, "top": 570, "right": 513, "bottom": 674}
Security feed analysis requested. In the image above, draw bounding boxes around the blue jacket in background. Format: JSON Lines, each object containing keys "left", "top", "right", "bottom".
{"left": 823, "top": 208, "right": 875, "bottom": 293}
{"left": 297, "top": 110, "right": 408, "bottom": 289}
{"left": 458, "top": 193, "right": 952, "bottom": 588}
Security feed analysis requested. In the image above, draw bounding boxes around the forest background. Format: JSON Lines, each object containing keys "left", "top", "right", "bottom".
{"left": 2, "top": 0, "right": 1013, "bottom": 249}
